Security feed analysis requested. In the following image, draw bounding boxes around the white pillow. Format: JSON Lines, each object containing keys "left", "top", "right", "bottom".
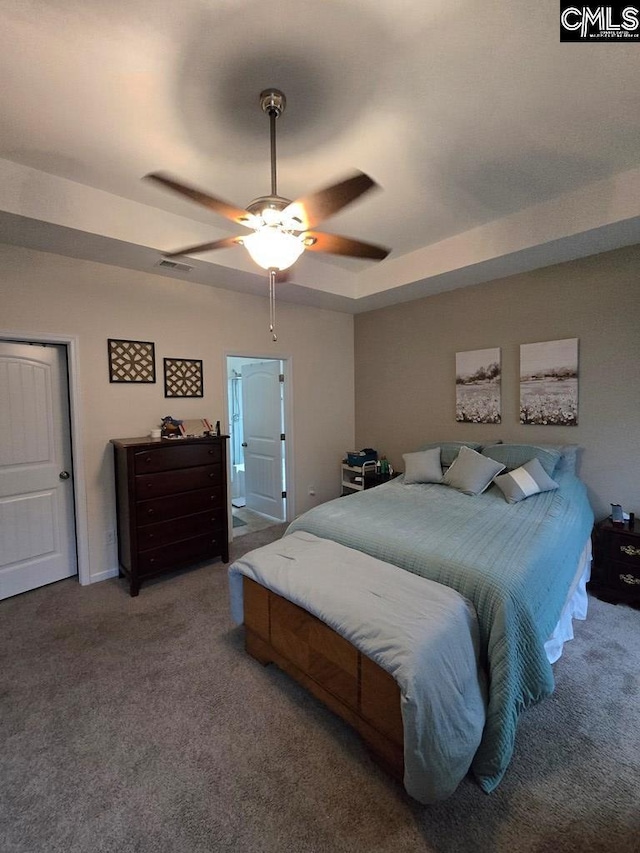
{"left": 441, "top": 445, "right": 505, "bottom": 496}
{"left": 493, "top": 457, "right": 559, "bottom": 504}
{"left": 402, "top": 448, "right": 443, "bottom": 485}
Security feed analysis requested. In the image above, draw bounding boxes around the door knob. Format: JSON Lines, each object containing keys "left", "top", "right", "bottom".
{"left": 59, "top": 471, "right": 71, "bottom": 480}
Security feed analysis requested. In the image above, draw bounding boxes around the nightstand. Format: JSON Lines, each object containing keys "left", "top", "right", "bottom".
{"left": 341, "top": 461, "right": 400, "bottom": 496}
{"left": 590, "top": 518, "right": 640, "bottom": 607}
{"left": 363, "top": 470, "right": 401, "bottom": 489}
{"left": 341, "top": 460, "right": 376, "bottom": 495}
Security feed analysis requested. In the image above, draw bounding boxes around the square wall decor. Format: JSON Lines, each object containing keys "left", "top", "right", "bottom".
{"left": 108, "top": 339, "right": 156, "bottom": 383}
{"left": 520, "top": 338, "right": 578, "bottom": 426}
{"left": 164, "top": 358, "right": 204, "bottom": 398}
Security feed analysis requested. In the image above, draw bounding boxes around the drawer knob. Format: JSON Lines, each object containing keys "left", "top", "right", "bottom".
{"left": 620, "top": 545, "right": 640, "bottom": 557}
{"left": 208, "top": 450, "right": 214, "bottom": 455}
{"left": 619, "top": 573, "right": 640, "bottom": 585}
{"left": 148, "top": 533, "right": 154, "bottom": 540}
{"left": 209, "top": 472, "right": 215, "bottom": 478}
{"left": 149, "top": 558, "right": 156, "bottom": 564}
{"left": 147, "top": 509, "right": 155, "bottom": 515}
{"left": 145, "top": 457, "right": 151, "bottom": 463}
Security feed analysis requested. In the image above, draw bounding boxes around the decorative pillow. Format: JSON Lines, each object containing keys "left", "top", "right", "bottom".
{"left": 542, "top": 444, "right": 580, "bottom": 474}
{"left": 418, "top": 441, "right": 484, "bottom": 468}
{"left": 481, "top": 443, "right": 561, "bottom": 477}
{"left": 402, "top": 448, "right": 443, "bottom": 484}
{"left": 493, "top": 457, "right": 559, "bottom": 504}
{"left": 441, "top": 445, "right": 505, "bottom": 496}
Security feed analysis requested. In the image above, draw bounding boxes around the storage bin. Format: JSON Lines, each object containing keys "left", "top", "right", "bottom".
{"left": 347, "top": 450, "right": 378, "bottom": 467}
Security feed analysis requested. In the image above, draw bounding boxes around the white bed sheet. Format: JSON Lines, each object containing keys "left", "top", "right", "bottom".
{"left": 545, "top": 537, "right": 591, "bottom": 664}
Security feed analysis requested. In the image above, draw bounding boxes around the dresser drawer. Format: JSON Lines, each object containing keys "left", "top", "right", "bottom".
{"left": 137, "top": 509, "right": 225, "bottom": 551}
{"left": 136, "top": 486, "right": 224, "bottom": 525}
{"left": 610, "top": 533, "right": 640, "bottom": 567}
{"left": 137, "top": 532, "right": 224, "bottom": 576}
{"left": 609, "top": 561, "right": 640, "bottom": 590}
{"left": 135, "top": 464, "right": 221, "bottom": 500}
{"left": 134, "top": 442, "right": 221, "bottom": 474}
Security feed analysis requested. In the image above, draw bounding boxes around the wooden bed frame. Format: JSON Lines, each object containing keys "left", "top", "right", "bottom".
{"left": 242, "top": 576, "right": 404, "bottom": 781}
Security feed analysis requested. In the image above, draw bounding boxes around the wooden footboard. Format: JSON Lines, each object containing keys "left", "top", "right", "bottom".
{"left": 242, "top": 576, "right": 404, "bottom": 781}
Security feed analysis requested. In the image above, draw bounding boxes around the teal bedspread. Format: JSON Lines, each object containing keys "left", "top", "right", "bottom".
{"left": 287, "top": 471, "right": 594, "bottom": 792}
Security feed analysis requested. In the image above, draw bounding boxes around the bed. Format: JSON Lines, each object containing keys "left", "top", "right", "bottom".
{"left": 228, "top": 442, "right": 594, "bottom": 801}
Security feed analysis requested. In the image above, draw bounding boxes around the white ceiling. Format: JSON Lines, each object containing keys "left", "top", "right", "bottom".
{"left": 1, "top": 0, "right": 639, "bottom": 313}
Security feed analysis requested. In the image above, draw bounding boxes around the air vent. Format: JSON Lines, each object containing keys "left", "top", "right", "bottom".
{"left": 155, "top": 259, "right": 193, "bottom": 273}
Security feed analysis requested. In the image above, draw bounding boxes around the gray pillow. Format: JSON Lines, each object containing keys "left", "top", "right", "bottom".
{"left": 402, "top": 448, "right": 443, "bottom": 484}
{"left": 418, "top": 441, "right": 484, "bottom": 468}
{"left": 493, "top": 457, "right": 559, "bottom": 504}
{"left": 481, "top": 443, "right": 561, "bottom": 477}
{"left": 442, "top": 445, "right": 505, "bottom": 496}
{"left": 541, "top": 444, "right": 580, "bottom": 474}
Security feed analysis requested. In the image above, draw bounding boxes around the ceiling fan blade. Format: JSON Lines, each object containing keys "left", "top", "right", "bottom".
{"left": 145, "top": 172, "right": 254, "bottom": 227}
{"left": 163, "top": 236, "right": 242, "bottom": 258}
{"left": 284, "top": 171, "right": 378, "bottom": 230}
{"left": 303, "top": 231, "right": 390, "bottom": 261}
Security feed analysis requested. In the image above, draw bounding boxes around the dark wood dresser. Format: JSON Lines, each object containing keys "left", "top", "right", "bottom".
{"left": 590, "top": 517, "right": 640, "bottom": 607}
{"left": 111, "top": 436, "right": 229, "bottom": 596}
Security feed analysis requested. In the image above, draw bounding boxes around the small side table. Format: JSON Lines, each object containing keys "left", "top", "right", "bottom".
{"left": 590, "top": 518, "right": 640, "bottom": 607}
{"left": 363, "top": 471, "right": 401, "bottom": 489}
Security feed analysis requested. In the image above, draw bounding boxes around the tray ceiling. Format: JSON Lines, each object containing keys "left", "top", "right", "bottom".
{"left": 1, "top": 0, "right": 639, "bottom": 312}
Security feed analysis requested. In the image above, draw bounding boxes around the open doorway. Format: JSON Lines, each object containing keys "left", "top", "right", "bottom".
{"left": 226, "top": 355, "right": 289, "bottom": 538}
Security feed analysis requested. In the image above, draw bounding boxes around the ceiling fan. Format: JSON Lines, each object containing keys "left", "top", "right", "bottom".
{"left": 145, "top": 88, "right": 390, "bottom": 339}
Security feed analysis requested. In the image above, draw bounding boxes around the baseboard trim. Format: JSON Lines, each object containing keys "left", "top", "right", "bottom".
{"left": 87, "top": 567, "right": 119, "bottom": 585}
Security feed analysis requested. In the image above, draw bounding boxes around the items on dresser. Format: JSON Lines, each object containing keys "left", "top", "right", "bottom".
{"left": 111, "top": 435, "right": 229, "bottom": 596}
{"left": 590, "top": 517, "right": 640, "bottom": 606}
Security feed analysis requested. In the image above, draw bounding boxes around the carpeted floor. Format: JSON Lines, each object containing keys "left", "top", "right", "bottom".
{"left": 231, "top": 507, "right": 281, "bottom": 538}
{"left": 1, "top": 525, "right": 638, "bottom": 853}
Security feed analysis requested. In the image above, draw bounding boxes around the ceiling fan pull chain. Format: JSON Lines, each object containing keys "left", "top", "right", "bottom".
{"left": 269, "top": 267, "right": 277, "bottom": 342}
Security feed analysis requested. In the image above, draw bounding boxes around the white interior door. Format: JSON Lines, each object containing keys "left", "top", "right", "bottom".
{"left": 0, "top": 342, "right": 77, "bottom": 599}
{"left": 241, "top": 360, "right": 285, "bottom": 520}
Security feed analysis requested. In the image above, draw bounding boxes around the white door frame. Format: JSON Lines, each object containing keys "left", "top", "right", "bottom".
{"left": 223, "top": 350, "right": 294, "bottom": 525}
{"left": 0, "top": 329, "right": 91, "bottom": 586}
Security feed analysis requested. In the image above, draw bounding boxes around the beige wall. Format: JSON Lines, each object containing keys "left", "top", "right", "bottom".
{"left": 0, "top": 243, "right": 355, "bottom": 584}
{"left": 354, "top": 244, "right": 640, "bottom": 520}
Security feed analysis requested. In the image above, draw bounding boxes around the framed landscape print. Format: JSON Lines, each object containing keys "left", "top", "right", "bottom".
{"left": 520, "top": 338, "right": 578, "bottom": 425}
{"left": 455, "top": 348, "right": 501, "bottom": 423}
{"left": 164, "top": 357, "right": 204, "bottom": 398}
{"left": 108, "top": 339, "right": 156, "bottom": 383}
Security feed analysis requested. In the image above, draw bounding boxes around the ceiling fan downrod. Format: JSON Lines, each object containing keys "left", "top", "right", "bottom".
{"left": 259, "top": 89, "right": 286, "bottom": 198}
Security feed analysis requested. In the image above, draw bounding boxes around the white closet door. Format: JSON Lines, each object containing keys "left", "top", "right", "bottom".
{"left": 0, "top": 342, "right": 77, "bottom": 599}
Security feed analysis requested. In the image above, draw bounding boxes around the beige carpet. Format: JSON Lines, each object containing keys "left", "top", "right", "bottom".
{"left": 1, "top": 525, "right": 638, "bottom": 853}
{"left": 232, "top": 507, "right": 283, "bottom": 538}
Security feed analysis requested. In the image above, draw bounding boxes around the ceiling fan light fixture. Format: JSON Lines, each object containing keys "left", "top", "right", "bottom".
{"left": 243, "top": 227, "right": 305, "bottom": 271}
{"left": 261, "top": 205, "right": 284, "bottom": 227}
